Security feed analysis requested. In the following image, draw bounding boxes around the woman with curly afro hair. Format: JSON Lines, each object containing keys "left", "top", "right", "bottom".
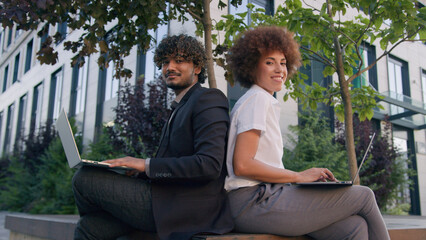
{"left": 224, "top": 26, "right": 390, "bottom": 240}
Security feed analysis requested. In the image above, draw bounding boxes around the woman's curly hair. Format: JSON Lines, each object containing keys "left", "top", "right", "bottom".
{"left": 226, "top": 26, "right": 302, "bottom": 88}
{"left": 154, "top": 34, "right": 207, "bottom": 84}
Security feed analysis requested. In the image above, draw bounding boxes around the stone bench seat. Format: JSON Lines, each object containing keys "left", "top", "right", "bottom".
{"left": 3, "top": 213, "right": 311, "bottom": 240}
{"left": 5, "top": 213, "right": 426, "bottom": 240}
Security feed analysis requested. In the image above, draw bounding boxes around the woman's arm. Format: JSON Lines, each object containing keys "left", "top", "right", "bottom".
{"left": 233, "top": 130, "right": 335, "bottom": 183}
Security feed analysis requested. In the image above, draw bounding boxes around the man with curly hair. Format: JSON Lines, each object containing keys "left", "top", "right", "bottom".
{"left": 72, "top": 34, "right": 233, "bottom": 240}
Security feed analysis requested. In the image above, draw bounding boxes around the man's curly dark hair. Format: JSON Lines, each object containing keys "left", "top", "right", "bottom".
{"left": 154, "top": 34, "right": 207, "bottom": 84}
{"left": 226, "top": 26, "right": 302, "bottom": 88}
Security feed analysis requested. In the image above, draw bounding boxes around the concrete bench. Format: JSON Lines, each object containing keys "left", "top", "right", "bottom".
{"left": 5, "top": 213, "right": 426, "bottom": 240}
{"left": 4, "top": 213, "right": 311, "bottom": 240}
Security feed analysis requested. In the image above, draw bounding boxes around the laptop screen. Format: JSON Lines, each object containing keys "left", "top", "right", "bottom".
{"left": 56, "top": 109, "right": 82, "bottom": 168}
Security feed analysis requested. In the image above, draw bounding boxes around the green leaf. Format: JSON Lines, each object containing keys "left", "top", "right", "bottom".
{"left": 373, "top": 18, "right": 383, "bottom": 29}
{"left": 419, "top": 29, "right": 426, "bottom": 40}
{"left": 336, "top": 111, "right": 345, "bottom": 122}
{"left": 309, "top": 99, "right": 317, "bottom": 110}
{"left": 323, "top": 66, "right": 335, "bottom": 77}
{"left": 283, "top": 93, "right": 289, "bottom": 102}
{"left": 236, "top": 12, "right": 248, "bottom": 19}
{"left": 217, "top": 0, "right": 227, "bottom": 10}
{"left": 365, "top": 109, "right": 374, "bottom": 120}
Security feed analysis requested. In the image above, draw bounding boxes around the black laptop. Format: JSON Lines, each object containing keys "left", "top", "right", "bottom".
{"left": 295, "top": 132, "right": 376, "bottom": 186}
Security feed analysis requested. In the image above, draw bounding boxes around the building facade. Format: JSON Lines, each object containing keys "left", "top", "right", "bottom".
{"left": 0, "top": 0, "right": 426, "bottom": 215}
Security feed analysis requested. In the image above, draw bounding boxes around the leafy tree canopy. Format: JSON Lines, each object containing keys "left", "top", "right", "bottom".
{"left": 0, "top": 0, "right": 241, "bottom": 80}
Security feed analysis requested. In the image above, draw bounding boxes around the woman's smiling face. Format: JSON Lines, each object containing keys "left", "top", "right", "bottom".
{"left": 254, "top": 50, "right": 288, "bottom": 95}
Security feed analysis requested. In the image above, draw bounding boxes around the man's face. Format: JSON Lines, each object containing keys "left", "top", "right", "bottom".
{"left": 161, "top": 56, "right": 201, "bottom": 93}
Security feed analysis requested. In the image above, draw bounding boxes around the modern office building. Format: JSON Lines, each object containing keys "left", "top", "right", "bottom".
{"left": 0, "top": 0, "right": 425, "bottom": 215}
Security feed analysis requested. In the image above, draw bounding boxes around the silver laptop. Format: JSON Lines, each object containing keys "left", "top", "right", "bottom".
{"left": 56, "top": 109, "right": 131, "bottom": 170}
{"left": 296, "top": 132, "right": 376, "bottom": 186}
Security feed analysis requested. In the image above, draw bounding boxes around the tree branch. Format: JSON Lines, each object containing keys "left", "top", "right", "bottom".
{"left": 355, "top": 0, "right": 381, "bottom": 45}
{"left": 302, "top": 0, "right": 321, "bottom": 12}
{"left": 171, "top": 1, "right": 202, "bottom": 22}
{"left": 300, "top": 46, "right": 337, "bottom": 70}
{"left": 347, "top": 28, "right": 422, "bottom": 83}
{"left": 293, "top": 87, "right": 341, "bottom": 103}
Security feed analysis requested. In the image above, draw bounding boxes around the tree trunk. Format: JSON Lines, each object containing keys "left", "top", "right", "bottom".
{"left": 326, "top": 0, "right": 358, "bottom": 184}
{"left": 333, "top": 39, "right": 359, "bottom": 184}
{"left": 341, "top": 78, "right": 358, "bottom": 184}
{"left": 202, "top": 0, "right": 217, "bottom": 88}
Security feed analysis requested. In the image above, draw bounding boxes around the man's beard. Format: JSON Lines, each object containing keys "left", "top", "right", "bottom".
{"left": 166, "top": 81, "right": 192, "bottom": 90}
{"left": 165, "top": 71, "right": 195, "bottom": 90}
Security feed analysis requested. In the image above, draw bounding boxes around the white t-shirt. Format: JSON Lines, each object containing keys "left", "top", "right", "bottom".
{"left": 225, "top": 84, "right": 284, "bottom": 191}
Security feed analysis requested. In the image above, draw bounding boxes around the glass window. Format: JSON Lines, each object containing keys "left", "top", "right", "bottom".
{"left": 388, "top": 59, "right": 403, "bottom": 96}
{"left": 353, "top": 43, "right": 378, "bottom": 90}
{"left": 6, "top": 27, "right": 12, "bottom": 47}
{"left": 13, "top": 53, "right": 20, "bottom": 83}
{"left": 16, "top": 94, "right": 27, "bottom": 143}
{"left": 298, "top": 59, "right": 334, "bottom": 126}
{"left": 141, "top": 24, "right": 169, "bottom": 83}
{"left": 71, "top": 57, "right": 88, "bottom": 115}
{"left": 31, "top": 82, "right": 44, "bottom": 132}
{"left": 359, "top": 48, "right": 369, "bottom": 86}
{"left": 421, "top": 69, "right": 426, "bottom": 123}
{"left": 49, "top": 68, "right": 63, "bottom": 120}
{"left": 422, "top": 70, "right": 426, "bottom": 104}
{"left": 25, "top": 40, "right": 33, "bottom": 73}
{"left": 40, "top": 25, "right": 49, "bottom": 49}
{"left": 2, "top": 65, "right": 9, "bottom": 93}
{"left": 95, "top": 58, "right": 119, "bottom": 140}
{"left": 388, "top": 57, "right": 408, "bottom": 115}
{"left": 3, "top": 103, "right": 15, "bottom": 153}
{"left": 15, "top": 28, "right": 22, "bottom": 40}
{"left": 56, "top": 21, "right": 67, "bottom": 44}
{"left": 0, "top": 31, "right": 3, "bottom": 55}
{"left": 104, "top": 61, "right": 119, "bottom": 101}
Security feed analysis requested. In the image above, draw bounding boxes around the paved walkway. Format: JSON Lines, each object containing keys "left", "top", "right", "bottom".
{"left": 0, "top": 212, "right": 9, "bottom": 240}
{"left": 384, "top": 214, "right": 426, "bottom": 229}
{"left": 1, "top": 211, "right": 426, "bottom": 239}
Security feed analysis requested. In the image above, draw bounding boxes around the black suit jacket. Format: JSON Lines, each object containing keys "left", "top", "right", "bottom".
{"left": 149, "top": 83, "right": 234, "bottom": 240}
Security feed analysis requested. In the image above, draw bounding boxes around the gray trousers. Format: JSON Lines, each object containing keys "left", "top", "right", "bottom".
{"left": 228, "top": 183, "right": 390, "bottom": 240}
{"left": 72, "top": 167, "right": 156, "bottom": 240}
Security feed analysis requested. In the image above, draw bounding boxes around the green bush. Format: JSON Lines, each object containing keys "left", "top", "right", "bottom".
{"left": 0, "top": 122, "right": 56, "bottom": 211}
{"left": 30, "top": 136, "right": 77, "bottom": 214}
{"left": 283, "top": 110, "right": 349, "bottom": 181}
{"left": 284, "top": 111, "right": 411, "bottom": 213}
{"left": 85, "top": 79, "right": 172, "bottom": 160}
{"left": 385, "top": 203, "right": 410, "bottom": 215}
{"left": 83, "top": 126, "right": 126, "bottom": 160}
{"left": 108, "top": 78, "right": 172, "bottom": 158}
{"left": 0, "top": 156, "right": 35, "bottom": 211}
{"left": 336, "top": 117, "right": 413, "bottom": 212}
{"left": 0, "top": 121, "right": 77, "bottom": 214}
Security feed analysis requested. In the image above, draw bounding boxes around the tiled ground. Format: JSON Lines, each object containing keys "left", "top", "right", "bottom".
{"left": 0, "top": 212, "right": 9, "bottom": 240}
